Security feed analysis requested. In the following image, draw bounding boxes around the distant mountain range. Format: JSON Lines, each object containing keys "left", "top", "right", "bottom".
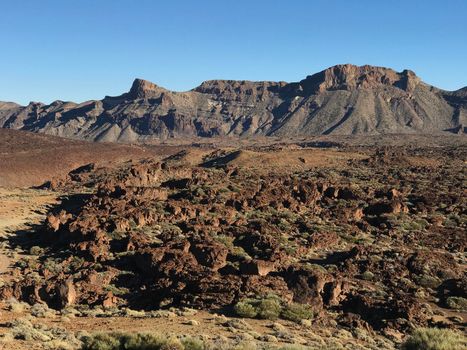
{"left": 1, "top": 64, "right": 466, "bottom": 142}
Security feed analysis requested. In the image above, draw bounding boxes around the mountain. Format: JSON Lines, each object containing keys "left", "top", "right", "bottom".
{"left": 1, "top": 64, "right": 466, "bottom": 142}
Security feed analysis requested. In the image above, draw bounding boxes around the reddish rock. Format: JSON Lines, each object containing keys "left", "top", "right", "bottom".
{"left": 57, "top": 278, "right": 76, "bottom": 308}
{"left": 240, "top": 259, "right": 275, "bottom": 276}
{"left": 285, "top": 266, "right": 333, "bottom": 313}
{"left": 46, "top": 214, "right": 61, "bottom": 231}
{"left": 102, "top": 292, "right": 118, "bottom": 308}
{"left": 191, "top": 242, "right": 228, "bottom": 271}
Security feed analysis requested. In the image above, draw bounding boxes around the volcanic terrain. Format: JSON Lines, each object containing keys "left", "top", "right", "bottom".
{"left": 1, "top": 64, "right": 466, "bottom": 142}
{"left": 0, "top": 130, "right": 465, "bottom": 349}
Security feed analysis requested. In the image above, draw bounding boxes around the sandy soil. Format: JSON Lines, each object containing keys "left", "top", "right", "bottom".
{"left": 0, "top": 188, "right": 58, "bottom": 277}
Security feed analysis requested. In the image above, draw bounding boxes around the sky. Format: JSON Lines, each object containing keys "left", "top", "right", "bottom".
{"left": 1, "top": 0, "right": 466, "bottom": 105}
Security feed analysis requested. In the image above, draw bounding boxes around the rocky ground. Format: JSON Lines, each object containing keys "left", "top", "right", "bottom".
{"left": 0, "top": 138, "right": 465, "bottom": 349}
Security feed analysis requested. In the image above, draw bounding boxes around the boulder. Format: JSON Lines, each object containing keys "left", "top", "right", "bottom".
{"left": 57, "top": 278, "right": 76, "bottom": 308}
{"left": 191, "top": 242, "right": 228, "bottom": 271}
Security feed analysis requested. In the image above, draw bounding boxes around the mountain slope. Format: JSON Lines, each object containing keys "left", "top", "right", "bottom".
{"left": 1, "top": 64, "right": 466, "bottom": 142}
{"left": 0, "top": 128, "right": 169, "bottom": 187}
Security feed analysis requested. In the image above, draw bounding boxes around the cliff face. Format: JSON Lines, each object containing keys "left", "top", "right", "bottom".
{"left": 297, "top": 65, "right": 421, "bottom": 93}
{"left": 1, "top": 64, "right": 465, "bottom": 142}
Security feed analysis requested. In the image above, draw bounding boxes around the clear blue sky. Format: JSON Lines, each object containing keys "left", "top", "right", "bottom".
{"left": 1, "top": 0, "right": 466, "bottom": 105}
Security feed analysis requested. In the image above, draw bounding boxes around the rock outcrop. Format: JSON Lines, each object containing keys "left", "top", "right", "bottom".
{"left": 3, "top": 144, "right": 465, "bottom": 334}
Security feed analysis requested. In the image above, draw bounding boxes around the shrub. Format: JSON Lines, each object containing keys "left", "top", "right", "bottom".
{"left": 7, "top": 317, "right": 80, "bottom": 347}
{"left": 6, "top": 298, "right": 30, "bottom": 313}
{"left": 257, "top": 297, "right": 281, "bottom": 320}
{"left": 80, "top": 332, "right": 195, "bottom": 350}
{"left": 122, "top": 308, "right": 146, "bottom": 318}
{"left": 80, "top": 333, "right": 121, "bottom": 350}
{"left": 31, "top": 302, "right": 56, "bottom": 318}
{"left": 231, "top": 342, "right": 257, "bottom": 350}
{"left": 29, "top": 246, "right": 44, "bottom": 255}
{"left": 234, "top": 296, "right": 281, "bottom": 320}
{"left": 445, "top": 296, "right": 467, "bottom": 311}
{"left": 234, "top": 297, "right": 313, "bottom": 323}
{"left": 43, "top": 258, "right": 63, "bottom": 274}
{"left": 181, "top": 338, "right": 204, "bottom": 350}
{"left": 281, "top": 303, "right": 314, "bottom": 323}
{"left": 81, "top": 332, "right": 290, "bottom": 350}
{"left": 361, "top": 271, "right": 375, "bottom": 281}
{"left": 234, "top": 300, "right": 258, "bottom": 318}
{"left": 416, "top": 275, "right": 441, "bottom": 289}
{"left": 401, "top": 328, "right": 467, "bottom": 350}
{"left": 9, "top": 318, "right": 51, "bottom": 342}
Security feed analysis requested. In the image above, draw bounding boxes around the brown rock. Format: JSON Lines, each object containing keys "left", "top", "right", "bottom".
{"left": 102, "top": 292, "right": 117, "bottom": 308}
{"left": 57, "top": 278, "right": 76, "bottom": 308}
{"left": 46, "top": 214, "right": 61, "bottom": 231}
{"left": 191, "top": 242, "right": 228, "bottom": 271}
{"left": 240, "top": 259, "right": 275, "bottom": 276}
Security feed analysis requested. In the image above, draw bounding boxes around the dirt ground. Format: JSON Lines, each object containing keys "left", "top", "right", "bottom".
{"left": 0, "top": 188, "right": 58, "bottom": 235}
{"left": 0, "top": 304, "right": 396, "bottom": 350}
{"left": 0, "top": 188, "right": 58, "bottom": 277}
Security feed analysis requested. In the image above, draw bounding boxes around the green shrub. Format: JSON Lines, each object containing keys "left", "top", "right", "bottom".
{"left": 446, "top": 296, "right": 467, "bottom": 311}
{"left": 81, "top": 332, "right": 174, "bottom": 350}
{"left": 159, "top": 338, "right": 184, "bottom": 350}
{"left": 181, "top": 338, "right": 204, "bottom": 350}
{"left": 281, "top": 303, "right": 314, "bottom": 323}
{"left": 361, "top": 271, "right": 375, "bottom": 281}
{"left": 234, "top": 297, "right": 313, "bottom": 323}
{"left": 29, "top": 246, "right": 44, "bottom": 255}
{"left": 234, "top": 299, "right": 258, "bottom": 318}
{"left": 81, "top": 332, "right": 309, "bottom": 350}
{"left": 257, "top": 297, "right": 281, "bottom": 320}
{"left": 401, "top": 328, "right": 467, "bottom": 350}
{"left": 234, "top": 296, "right": 281, "bottom": 320}
{"left": 416, "top": 275, "right": 441, "bottom": 289}
{"left": 80, "top": 333, "right": 121, "bottom": 350}
{"left": 122, "top": 333, "right": 170, "bottom": 349}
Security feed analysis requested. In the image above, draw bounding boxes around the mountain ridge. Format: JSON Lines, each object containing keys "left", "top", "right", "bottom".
{"left": 1, "top": 64, "right": 466, "bottom": 142}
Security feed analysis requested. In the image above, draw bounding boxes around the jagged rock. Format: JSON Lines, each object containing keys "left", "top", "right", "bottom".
{"left": 364, "top": 200, "right": 408, "bottom": 216}
{"left": 5, "top": 151, "right": 464, "bottom": 335}
{"left": 102, "top": 292, "right": 118, "bottom": 308}
{"left": 46, "top": 214, "right": 60, "bottom": 232}
{"left": 1, "top": 64, "right": 464, "bottom": 141}
{"left": 285, "top": 266, "right": 333, "bottom": 313}
{"left": 57, "top": 278, "right": 76, "bottom": 308}
{"left": 191, "top": 241, "right": 228, "bottom": 271}
{"left": 240, "top": 259, "right": 275, "bottom": 276}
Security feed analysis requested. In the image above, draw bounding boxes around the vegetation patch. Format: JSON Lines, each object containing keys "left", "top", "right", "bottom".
{"left": 445, "top": 296, "right": 467, "bottom": 311}
{"left": 280, "top": 303, "right": 314, "bottom": 323}
{"left": 234, "top": 296, "right": 313, "bottom": 323}
{"left": 401, "top": 327, "right": 467, "bottom": 350}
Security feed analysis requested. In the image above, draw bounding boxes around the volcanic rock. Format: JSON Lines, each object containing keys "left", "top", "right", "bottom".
{"left": 1, "top": 64, "right": 466, "bottom": 141}
{"left": 57, "top": 278, "right": 77, "bottom": 308}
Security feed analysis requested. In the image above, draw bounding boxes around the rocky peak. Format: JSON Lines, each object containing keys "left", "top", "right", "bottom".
{"left": 128, "top": 78, "right": 167, "bottom": 99}
{"left": 300, "top": 64, "right": 421, "bottom": 94}
{"left": 195, "top": 80, "right": 250, "bottom": 94}
{"left": 0, "top": 102, "right": 20, "bottom": 110}
{"left": 194, "top": 79, "right": 286, "bottom": 98}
